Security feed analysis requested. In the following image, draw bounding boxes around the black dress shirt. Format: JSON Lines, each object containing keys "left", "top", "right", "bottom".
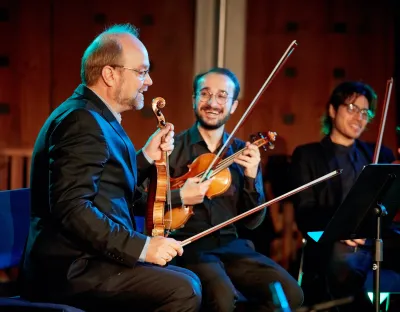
{"left": 168, "top": 124, "right": 266, "bottom": 239}
{"left": 330, "top": 140, "right": 369, "bottom": 202}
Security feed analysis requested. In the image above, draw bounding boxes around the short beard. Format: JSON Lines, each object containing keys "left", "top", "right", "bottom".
{"left": 194, "top": 109, "right": 231, "bottom": 130}
{"left": 114, "top": 82, "right": 140, "bottom": 110}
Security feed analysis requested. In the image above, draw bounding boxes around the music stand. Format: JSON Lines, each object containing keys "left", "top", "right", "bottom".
{"left": 307, "top": 164, "right": 400, "bottom": 312}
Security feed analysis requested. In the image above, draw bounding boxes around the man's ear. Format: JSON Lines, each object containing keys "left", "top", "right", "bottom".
{"left": 328, "top": 104, "right": 336, "bottom": 119}
{"left": 230, "top": 100, "right": 239, "bottom": 114}
{"left": 101, "top": 65, "right": 116, "bottom": 87}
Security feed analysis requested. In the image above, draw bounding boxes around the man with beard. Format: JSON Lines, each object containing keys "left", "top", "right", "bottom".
{"left": 20, "top": 24, "right": 206, "bottom": 312}
{"left": 167, "top": 67, "right": 304, "bottom": 312}
{"left": 291, "top": 81, "right": 400, "bottom": 311}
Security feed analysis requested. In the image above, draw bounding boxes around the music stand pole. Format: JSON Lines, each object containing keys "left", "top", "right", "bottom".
{"left": 373, "top": 203, "right": 387, "bottom": 312}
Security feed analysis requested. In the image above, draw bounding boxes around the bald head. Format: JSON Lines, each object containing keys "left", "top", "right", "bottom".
{"left": 117, "top": 34, "right": 150, "bottom": 72}
{"left": 81, "top": 24, "right": 146, "bottom": 86}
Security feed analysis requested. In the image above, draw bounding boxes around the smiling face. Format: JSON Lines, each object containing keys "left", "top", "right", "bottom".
{"left": 112, "top": 35, "right": 153, "bottom": 112}
{"left": 329, "top": 93, "right": 370, "bottom": 145}
{"left": 193, "top": 73, "right": 238, "bottom": 130}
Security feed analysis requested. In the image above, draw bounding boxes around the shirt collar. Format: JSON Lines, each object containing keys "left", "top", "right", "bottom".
{"left": 188, "top": 123, "right": 230, "bottom": 149}
{"left": 323, "top": 135, "right": 358, "bottom": 156}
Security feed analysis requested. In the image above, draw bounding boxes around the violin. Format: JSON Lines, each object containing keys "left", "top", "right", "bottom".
{"left": 145, "top": 97, "right": 173, "bottom": 237}
{"left": 164, "top": 131, "right": 277, "bottom": 231}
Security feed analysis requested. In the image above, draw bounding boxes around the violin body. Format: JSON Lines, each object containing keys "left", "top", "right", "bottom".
{"left": 164, "top": 206, "right": 194, "bottom": 230}
{"left": 170, "top": 153, "right": 232, "bottom": 199}
{"left": 146, "top": 158, "right": 171, "bottom": 236}
{"left": 164, "top": 153, "right": 232, "bottom": 231}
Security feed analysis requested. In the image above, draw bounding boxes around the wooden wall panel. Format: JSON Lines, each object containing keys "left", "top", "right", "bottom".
{"left": 51, "top": 0, "right": 196, "bottom": 149}
{"left": 0, "top": 0, "right": 195, "bottom": 151}
{"left": 0, "top": 0, "right": 396, "bottom": 160}
{"left": 243, "top": 0, "right": 397, "bottom": 156}
{"left": 0, "top": 1, "right": 19, "bottom": 147}
{"left": 16, "top": 0, "right": 52, "bottom": 148}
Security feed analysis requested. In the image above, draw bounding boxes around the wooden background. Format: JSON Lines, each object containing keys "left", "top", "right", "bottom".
{"left": 0, "top": 0, "right": 398, "bottom": 159}
{"left": 0, "top": 0, "right": 398, "bottom": 275}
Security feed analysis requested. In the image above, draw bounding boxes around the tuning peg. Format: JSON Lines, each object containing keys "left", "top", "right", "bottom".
{"left": 267, "top": 131, "right": 277, "bottom": 143}
{"left": 255, "top": 132, "right": 267, "bottom": 152}
{"left": 268, "top": 141, "right": 275, "bottom": 150}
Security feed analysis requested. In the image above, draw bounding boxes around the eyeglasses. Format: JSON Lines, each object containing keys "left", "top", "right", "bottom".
{"left": 196, "top": 90, "right": 232, "bottom": 105}
{"left": 110, "top": 65, "right": 149, "bottom": 80}
{"left": 341, "top": 103, "right": 374, "bottom": 120}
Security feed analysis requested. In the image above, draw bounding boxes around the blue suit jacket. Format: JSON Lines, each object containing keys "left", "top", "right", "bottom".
{"left": 21, "top": 85, "right": 152, "bottom": 300}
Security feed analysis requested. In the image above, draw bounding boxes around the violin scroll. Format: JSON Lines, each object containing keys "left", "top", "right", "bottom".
{"left": 152, "top": 97, "right": 167, "bottom": 128}
{"left": 250, "top": 131, "right": 278, "bottom": 151}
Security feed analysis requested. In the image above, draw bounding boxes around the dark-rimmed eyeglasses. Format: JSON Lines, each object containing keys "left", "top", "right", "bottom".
{"left": 110, "top": 65, "right": 149, "bottom": 80}
{"left": 341, "top": 103, "right": 374, "bottom": 120}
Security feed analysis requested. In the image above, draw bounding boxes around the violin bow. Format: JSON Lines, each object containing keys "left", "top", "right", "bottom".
{"left": 181, "top": 169, "right": 342, "bottom": 247}
{"left": 372, "top": 78, "right": 393, "bottom": 163}
{"left": 199, "top": 40, "right": 298, "bottom": 182}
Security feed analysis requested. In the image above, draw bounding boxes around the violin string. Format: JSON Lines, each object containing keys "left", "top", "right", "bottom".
{"left": 192, "top": 140, "right": 266, "bottom": 179}
{"left": 192, "top": 147, "right": 246, "bottom": 179}
{"left": 165, "top": 151, "right": 172, "bottom": 235}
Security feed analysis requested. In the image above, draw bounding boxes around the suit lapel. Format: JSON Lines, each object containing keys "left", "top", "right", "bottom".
{"left": 74, "top": 85, "right": 137, "bottom": 178}
{"left": 320, "top": 136, "right": 343, "bottom": 207}
{"left": 357, "top": 140, "right": 374, "bottom": 162}
{"left": 106, "top": 113, "right": 137, "bottom": 176}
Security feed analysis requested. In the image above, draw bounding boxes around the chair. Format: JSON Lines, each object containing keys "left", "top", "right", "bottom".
{"left": 0, "top": 188, "right": 84, "bottom": 311}
{"left": 0, "top": 148, "right": 33, "bottom": 190}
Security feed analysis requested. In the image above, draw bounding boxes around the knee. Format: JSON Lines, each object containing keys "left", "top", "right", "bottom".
{"left": 173, "top": 274, "right": 202, "bottom": 310}
{"left": 203, "top": 282, "right": 236, "bottom": 312}
{"left": 269, "top": 271, "right": 304, "bottom": 308}
{"left": 328, "top": 263, "right": 367, "bottom": 289}
{"left": 329, "top": 247, "right": 371, "bottom": 286}
{"left": 285, "top": 284, "right": 304, "bottom": 309}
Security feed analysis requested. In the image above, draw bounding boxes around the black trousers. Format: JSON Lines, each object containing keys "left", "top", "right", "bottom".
{"left": 174, "top": 237, "right": 304, "bottom": 312}
{"left": 62, "top": 263, "right": 202, "bottom": 312}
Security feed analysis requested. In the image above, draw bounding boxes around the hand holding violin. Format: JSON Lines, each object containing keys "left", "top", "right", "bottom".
{"left": 180, "top": 177, "right": 212, "bottom": 205}
{"left": 145, "top": 236, "right": 183, "bottom": 266}
{"left": 233, "top": 142, "right": 261, "bottom": 179}
{"left": 143, "top": 122, "right": 175, "bottom": 161}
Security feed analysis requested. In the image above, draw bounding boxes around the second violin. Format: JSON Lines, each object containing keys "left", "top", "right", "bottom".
{"left": 164, "top": 131, "right": 277, "bottom": 231}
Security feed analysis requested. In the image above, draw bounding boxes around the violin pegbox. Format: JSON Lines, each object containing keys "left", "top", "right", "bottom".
{"left": 250, "top": 131, "right": 277, "bottom": 152}
{"left": 152, "top": 97, "right": 167, "bottom": 128}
